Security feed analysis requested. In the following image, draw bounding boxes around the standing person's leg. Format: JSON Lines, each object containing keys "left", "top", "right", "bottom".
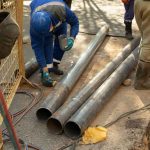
{"left": 30, "top": 30, "right": 55, "bottom": 87}
{"left": 134, "top": 0, "right": 150, "bottom": 89}
{"left": 44, "top": 34, "right": 54, "bottom": 72}
{"left": 52, "top": 23, "right": 67, "bottom": 75}
{"left": 124, "top": 0, "right": 134, "bottom": 40}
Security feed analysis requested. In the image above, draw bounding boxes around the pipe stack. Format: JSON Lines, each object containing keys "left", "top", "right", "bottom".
{"left": 47, "top": 37, "right": 140, "bottom": 134}
{"left": 36, "top": 24, "right": 109, "bottom": 120}
{"left": 35, "top": 23, "right": 140, "bottom": 139}
{"left": 64, "top": 47, "right": 139, "bottom": 139}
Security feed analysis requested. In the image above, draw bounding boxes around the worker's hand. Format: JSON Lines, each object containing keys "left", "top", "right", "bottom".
{"left": 64, "top": 37, "right": 74, "bottom": 51}
{"left": 121, "top": 0, "right": 129, "bottom": 4}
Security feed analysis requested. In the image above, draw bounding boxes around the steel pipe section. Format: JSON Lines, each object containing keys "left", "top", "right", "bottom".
{"left": 47, "top": 36, "right": 140, "bottom": 134}
{"left": 64, "top": 47, "right": 139, "bottom": 139}
{"left": 36, "top": 83, "right": 69, "bottom": 120}
{"left": 36, "top": 24, "right": 109, "bottom": 120}
{"left": 25, "top": 58, "right": 39, "bottom": 78}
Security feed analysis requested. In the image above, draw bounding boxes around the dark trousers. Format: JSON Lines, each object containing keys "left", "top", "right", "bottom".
{"left": 124, "top": 0, "right": 134, "bottom": 22}
{"left": 63, "top": 0, "right": 72, "bottom": 8}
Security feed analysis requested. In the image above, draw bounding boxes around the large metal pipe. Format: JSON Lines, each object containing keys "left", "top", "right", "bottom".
{"left": 36, "top": 24, "right": 109, "bottom": 120}
{"left": 47, "top": 37, "right": 140, "bottom": 134}
{"left": 64, "top": 47, "right": 139, "bottom": 139}
{"left": 25, "top": 58, "right": 39, "bottom": 78}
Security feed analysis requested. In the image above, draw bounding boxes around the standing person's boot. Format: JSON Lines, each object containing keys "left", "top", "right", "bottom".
{"left": 134, "top": 60, "right": 150, "bottom": 90}
{"left": 48, "top": 62, "right": 64, "bottom": 75}
{"left": 41, "top": 71, "right": 56, "bottom": 87}
{"left": 124, "top": 21, "right": 133, "bottom": 40}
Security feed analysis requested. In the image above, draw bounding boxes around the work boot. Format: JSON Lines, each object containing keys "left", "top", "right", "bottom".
{"left": 41, "top": 72, "right": 56, "bottom": 87}
{"left": 134, "top": 60, "right": 150, "bottom": 90}
{"left": 124, "top": 21, "right": 133, "bottom": 40}
{"left": 48, "top": 62, "right": 64, "bottom": 75}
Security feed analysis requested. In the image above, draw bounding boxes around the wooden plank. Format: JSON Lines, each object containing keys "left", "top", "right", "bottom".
{"left": 16, "top": 0, "right": 25, "bottom": 76}
{"left": 0, "top": 129, "right": 3, "bottom": 150}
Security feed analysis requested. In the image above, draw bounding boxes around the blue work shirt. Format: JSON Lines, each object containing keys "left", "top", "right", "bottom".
{"left": 30, "top": 0, "right": 79, "bottom": 38}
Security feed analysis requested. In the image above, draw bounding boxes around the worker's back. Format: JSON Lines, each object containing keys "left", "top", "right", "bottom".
{"left": 30, "top": 0, "right": 65, "bottom": 13}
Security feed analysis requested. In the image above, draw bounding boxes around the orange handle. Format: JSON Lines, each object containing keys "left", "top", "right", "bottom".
{"left": 121, "top": 0, "right": 129, "bottom": 4}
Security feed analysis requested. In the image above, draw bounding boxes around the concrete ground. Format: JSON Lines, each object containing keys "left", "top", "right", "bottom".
{"left": 3, "top": 0, "right": 150, "bottom": 150}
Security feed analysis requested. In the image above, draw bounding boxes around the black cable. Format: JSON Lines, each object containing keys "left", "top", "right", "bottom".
{"left": 2, "top": 80, "right": 44, "bottom": 150}
{"left": 104, "top": 103, "right": 150, "bottom": 128}
{"left": 58, "top": 103, "right": 150, "bottom": 150}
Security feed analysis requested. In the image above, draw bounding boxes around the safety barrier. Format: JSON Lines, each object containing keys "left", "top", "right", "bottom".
{"left": 0, "top": 0, "right": 24, "bottom": 124}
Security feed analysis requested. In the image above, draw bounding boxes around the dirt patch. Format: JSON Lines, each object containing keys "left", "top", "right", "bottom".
{"left": 126, "top": 119, "right": 146, "bottom": 129}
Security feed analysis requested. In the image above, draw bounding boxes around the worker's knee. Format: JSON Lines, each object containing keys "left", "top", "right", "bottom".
{"left": 139, "top": 48, "right": 150, "bottom": 62}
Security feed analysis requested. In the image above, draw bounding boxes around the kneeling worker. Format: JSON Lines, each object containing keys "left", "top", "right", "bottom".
{"left": 30, "top": 0, "right": 79, "bottom": 87}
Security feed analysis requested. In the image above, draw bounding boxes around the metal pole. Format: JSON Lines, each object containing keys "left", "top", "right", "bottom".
{"left": 25, "top": 58, "right": 39, "bottom": 78}
{"left": 0, "top": 91, "right": 21, "bottom": 150}
{"left": 64, "top": 47, "right": 139, "bottom": 139}
{"left": 36, "top": 24, "right": 109, "bottom": 120}
{"left": 47, "top": 37, "right": 140, "bottom": 134}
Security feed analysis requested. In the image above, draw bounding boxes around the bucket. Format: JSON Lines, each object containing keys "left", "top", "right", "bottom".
{"left": 58, "top": 34, "right": 67, "bottom": 51}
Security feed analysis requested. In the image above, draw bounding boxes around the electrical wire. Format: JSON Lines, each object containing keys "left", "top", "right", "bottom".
{"left": 2, "top": 78, "right": 44, "bottom": 150}
{"left": 12, "top": 91, "right": 35, "bottom": 117}
{"left": 58, "top": 102, "right": 150, "bottom": 150}
{"left": 3, "top": 134, "right": 43, "bottom": 150}
{"left": 3, "top": 76, "right": 150, "bottom": 150}
{"left": 104, "top": 103, "right": 150, "bottom": 128}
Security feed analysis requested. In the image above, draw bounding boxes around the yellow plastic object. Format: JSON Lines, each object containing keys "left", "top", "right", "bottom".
{"left": 82, "top": 126, "right": 107, "bottom": 144}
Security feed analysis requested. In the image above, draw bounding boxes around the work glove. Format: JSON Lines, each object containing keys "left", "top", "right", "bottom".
{"left": 64, "top": 37, "right": 74, "bottom": 51}
{"left": 121, "top": 0, "right": 129, "bottom": 4}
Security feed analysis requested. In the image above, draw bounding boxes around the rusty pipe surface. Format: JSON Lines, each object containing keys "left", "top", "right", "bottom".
{"left": 47, "top": 37, "right": 140, "bottom": 134}
{"left": 64, "top": 47, "right": 139, "bottom": 139}
{"left": 25, "top": 58, "right": 39, "bottom": 78}
{"left": 36, "top": 24, "right": 109, "bottom": 120}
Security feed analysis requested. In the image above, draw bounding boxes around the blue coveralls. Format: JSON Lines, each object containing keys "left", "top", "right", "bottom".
{"left": 30, "top": 0, "right": 79, "bottom": 70}
{"left": 124, "top": 0, "right": 134, "bottom": 22}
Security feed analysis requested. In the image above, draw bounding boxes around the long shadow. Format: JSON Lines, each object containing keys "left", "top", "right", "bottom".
{"left": 74, "top": 0, "right": 125, "bottom": 36}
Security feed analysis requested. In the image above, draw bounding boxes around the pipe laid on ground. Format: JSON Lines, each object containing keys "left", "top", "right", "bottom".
{"left": 36, "top": 24, "right": 109, "bottom": 120}
{"left": 47, "top": 37, "right": 140, "bottom": 134}
{"left": 64, "top": 47, "right": 139, "bottom": 139}
{"left": 25, "top": 58, "right": 39, "bottom": 78}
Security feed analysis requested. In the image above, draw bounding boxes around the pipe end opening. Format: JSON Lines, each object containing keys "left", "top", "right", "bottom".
{"left": 36, "top": 108, "right": 51, "bottom": 121}
{"left": 64, "top": 121, "right": 81, "bottom": 139}
{"left": 47, "top": 118, "right": 63, "bottom": 134}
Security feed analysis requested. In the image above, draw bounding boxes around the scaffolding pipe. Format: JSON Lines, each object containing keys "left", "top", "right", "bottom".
{"left": 64, "top": 47, "right": 139, "bottom": 139}
{"left": 0, "top": 90, "right": 21, "bottom": 150}
{"left": 47, "top": 37, "right": 140, "bottom": 134}
{"left": 36, "top": 24, "right": 109, "bottom": 120}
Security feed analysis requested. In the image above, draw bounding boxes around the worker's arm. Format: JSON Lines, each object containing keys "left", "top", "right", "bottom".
{"left": 65, "top": 6, "right": 79, "bottom": 38}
